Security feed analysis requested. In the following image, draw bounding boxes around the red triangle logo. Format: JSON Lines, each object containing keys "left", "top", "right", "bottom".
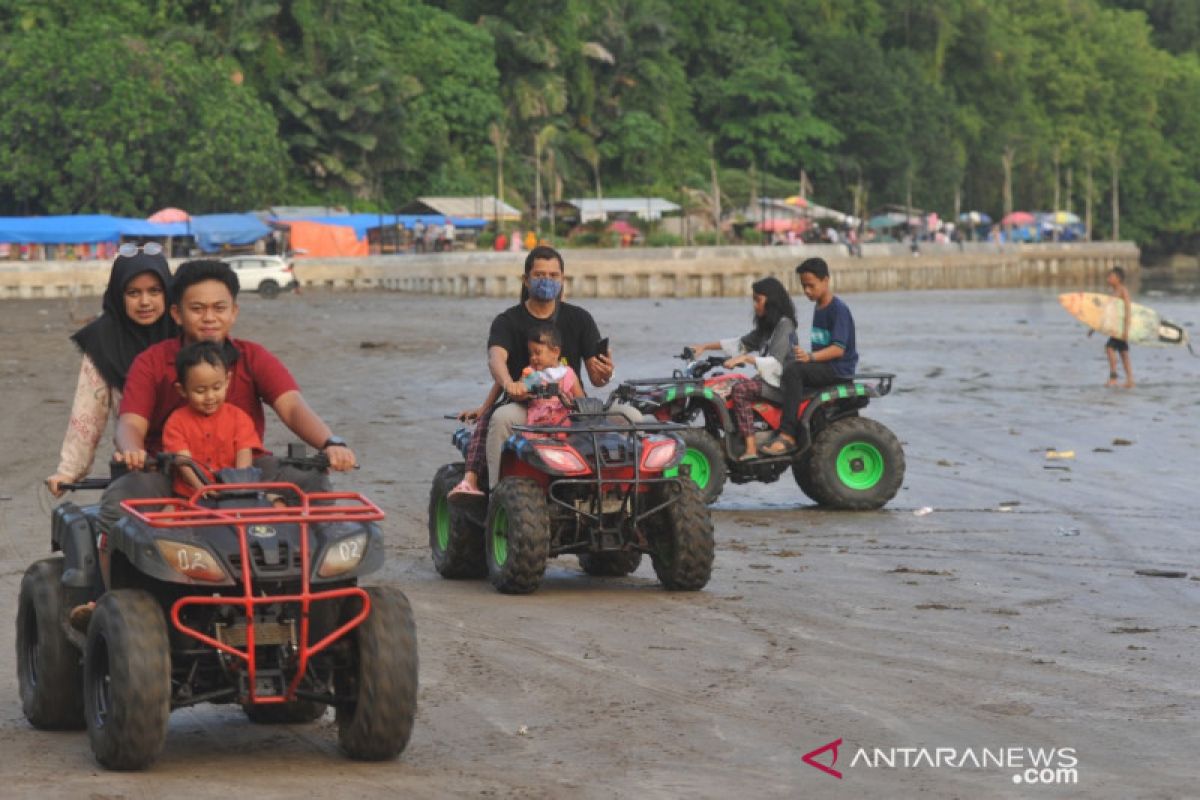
{"left": 802, "top": 738, "right": 843, "bottom": 779}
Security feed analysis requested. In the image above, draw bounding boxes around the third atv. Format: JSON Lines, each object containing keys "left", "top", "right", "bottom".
{"left": 620, "top": 349, "right": 905, "bottom": 509}
{"left": 429, "top": 384, "right": 714, "bottom": 594}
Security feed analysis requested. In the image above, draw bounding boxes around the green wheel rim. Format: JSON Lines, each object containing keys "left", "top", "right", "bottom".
{"left": 835, "top": 442, "right": 885, "bottom": 491}
{"left": 435, "top": 496, "right": 450, "bottom": 551}
{"left": 491, "top": 506, "right": 509, "bottom": 566}
{"left": 665, "top": 448, "right": 711, "bottom": 489}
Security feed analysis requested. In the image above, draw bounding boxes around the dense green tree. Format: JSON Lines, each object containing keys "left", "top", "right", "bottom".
{"left": 2, "top": 0, "right": 1200, "bottom": 253}
{"left": 0, "top": 16, "right": 286, "bottom": 214}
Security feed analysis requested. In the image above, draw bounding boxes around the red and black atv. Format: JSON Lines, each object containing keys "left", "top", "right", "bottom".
{"left": 429, "top": 384, "right": 714, "bottom": 595}
{"left": 18, "top": 450, "right": 417, "bottom": 770}
{"left": 619, "top": 350, "right": 905, "bottom": 510}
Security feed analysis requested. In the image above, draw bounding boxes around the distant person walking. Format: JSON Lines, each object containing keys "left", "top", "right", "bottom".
{"left": 1102, "top": 266, "right": 1135, "bottom": 388}
{"left": 413, "top": 219, "right": 427, "bottom": 253}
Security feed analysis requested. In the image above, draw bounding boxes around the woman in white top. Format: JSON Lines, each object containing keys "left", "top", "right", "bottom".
{"left": 688, "top": 276, "right": 797, "bottom": 460}
{"left": 46, "top": 246, "right": 176, "bottom": 495}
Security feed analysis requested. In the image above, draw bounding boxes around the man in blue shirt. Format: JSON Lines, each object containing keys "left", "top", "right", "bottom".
{"left": 762, "top": 258, "right": 858, "bottom": 455}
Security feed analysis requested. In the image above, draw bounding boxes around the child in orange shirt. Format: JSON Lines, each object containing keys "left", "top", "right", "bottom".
{"left": 162, "top": 341, "right": 261, "bottom": 498}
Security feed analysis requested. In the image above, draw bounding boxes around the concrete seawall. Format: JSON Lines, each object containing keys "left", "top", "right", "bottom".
{"left": 0, "top": 241, "right": 1139, "bottom": 300}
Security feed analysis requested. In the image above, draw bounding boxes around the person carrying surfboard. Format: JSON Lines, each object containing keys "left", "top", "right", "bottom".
{"left": 1102, "top": 266, "right": 1134, "bottom": 388}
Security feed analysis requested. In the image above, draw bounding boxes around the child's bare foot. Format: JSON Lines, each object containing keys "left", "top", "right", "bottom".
{"left": 1105, "top": 378, "right": 1118, "bottom": 387}
{"left": 69, "top": 601, "right": 95, "bottom": 632}
{"left": 1124, "top": 380, "right": 1135, "bottom": 388}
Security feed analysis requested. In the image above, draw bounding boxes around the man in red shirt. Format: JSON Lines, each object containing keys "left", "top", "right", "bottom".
{"left": 98, "top": 260, "right": 356, "bottom": 530}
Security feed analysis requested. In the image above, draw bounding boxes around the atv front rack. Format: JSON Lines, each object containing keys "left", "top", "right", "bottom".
{"left": 122, "top": 483, "right": 384, "bottom": 706}
{"left": 512, "top": 419, "right": 690, "bottom": 546}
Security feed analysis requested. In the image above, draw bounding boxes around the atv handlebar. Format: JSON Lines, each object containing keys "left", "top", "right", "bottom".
{"left": 55, "top": 444, "right": 344, "bottom": 493}
{"left": 674, "top": 351, "right": 727, "bottom": 379}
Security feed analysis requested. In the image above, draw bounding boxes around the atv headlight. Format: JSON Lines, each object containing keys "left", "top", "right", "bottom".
{"left": 317, "top": 532, "right": 368, "bottom": 578}
{"left": 640, "top": 437, "right": 679, "bottom": 471}
{"left": 156, "top": 540, "right": 228, "bottom": 583}
{"left": 533, "top": 444, "right": 590, "bottom": 475}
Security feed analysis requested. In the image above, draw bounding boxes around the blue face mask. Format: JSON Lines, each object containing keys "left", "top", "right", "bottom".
{"left": 529, "top": 277, "right": 561, "bottom": 301}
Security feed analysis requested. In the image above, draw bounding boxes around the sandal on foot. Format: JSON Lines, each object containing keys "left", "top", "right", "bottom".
{"left": 736, "top": 452, "right": 758, "bottom": 462}
{"left": 761, "top": 437, "right": 797, "bottom": 457}
{"left": 447, "top": 480, "right": 485, "bottom": 504}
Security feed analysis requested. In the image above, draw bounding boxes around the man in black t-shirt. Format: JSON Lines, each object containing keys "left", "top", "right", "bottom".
{"left": 487, "top": 299, "right": 602, "bottom": 383}
{"left": 461, "top": 246, "right": 637, "bottom": 490}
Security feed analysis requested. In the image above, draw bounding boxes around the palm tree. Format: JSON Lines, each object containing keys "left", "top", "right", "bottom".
{"left": 489, "top": 119, "right": 509, "bottom": 226}
{"left": 534, "top": 124, "right": 560, "bottom": 235}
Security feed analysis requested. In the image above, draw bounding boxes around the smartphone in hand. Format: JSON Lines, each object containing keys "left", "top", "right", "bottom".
{"left": 593, "top": 336, "right": 610, "bottom": 358}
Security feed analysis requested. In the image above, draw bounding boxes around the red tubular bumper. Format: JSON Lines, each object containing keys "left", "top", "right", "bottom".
{"left": 122, "top": 484, "right": 384, "bottom": 704}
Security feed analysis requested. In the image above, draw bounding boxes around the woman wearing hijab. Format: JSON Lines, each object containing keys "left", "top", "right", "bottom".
{"left": 46, "top": 245, "right": 176, "bottom": 495}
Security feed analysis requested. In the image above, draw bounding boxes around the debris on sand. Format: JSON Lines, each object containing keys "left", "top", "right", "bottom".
{"left": 517, "top": 725, "right": 529, "bottom": 736}
{"left": 936, "top": 459, "right": 953, "bottom": 467}
{"left": 1109, "top": 627, "right": 1158, "bottom": 634}
{"left": 359, "top": 340, "right": 394, "bottom": 349}
{"left": 1045, "top": 449, "right": 1075, "bottom": 460}
{"left": 984, "top": 608, "right": 1021, "bottom": 616}
{"left": 1134, "top": 569, "right": 1187, "bottom": 579}
{"left": 1043, "top": 464, "right": 1071, "bottom": 472}
{"left": 915, "top": 603, "right": 964, "bottom": 610}
{"left": 1112, "top": 438, "right": 1135, "bottom": 446}
{"left": 1093, "top": 447, "right": 1114, "bottom": 453}
{"left": 914, "top": 506, "right": 934, "bottom": 516}
{"left": 1055, "top": 527, "right": 1081, "bottom": 537}
{"left": 890, "top": 566, "right": 953, "bottom": 576}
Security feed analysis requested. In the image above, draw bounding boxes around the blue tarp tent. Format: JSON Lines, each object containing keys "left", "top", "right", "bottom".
{"left": 188, "top": 214, "right": 273, "bottom": 252}
{"left": 273, "top": 213, "right": 487, "bottom": 240}
{"left": 118, "top": 219, "right": 189, "bottom": 238}
{"left": 0, "top": 214, "right": 245, "bottom": 248}
{"left": 0, "top": 215, "right": 129, "bottom": 244}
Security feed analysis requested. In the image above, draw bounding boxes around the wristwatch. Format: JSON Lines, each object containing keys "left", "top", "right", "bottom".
{"left": 322, "top": 436, "right": 348, "bottom": 449}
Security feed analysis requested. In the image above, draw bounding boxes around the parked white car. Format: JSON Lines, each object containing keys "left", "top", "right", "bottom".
{"left": 220, "top": 255, "right": 298, "bottom": 298}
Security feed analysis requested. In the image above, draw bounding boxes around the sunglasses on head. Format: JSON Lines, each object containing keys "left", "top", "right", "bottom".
{"left": 117, "top": 242, "right": 164, "bottom": 257}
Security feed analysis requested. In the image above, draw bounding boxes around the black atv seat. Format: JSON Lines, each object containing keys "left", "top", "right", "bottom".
{"left": 756, "top": 381, "right": 860, "bottom": 406}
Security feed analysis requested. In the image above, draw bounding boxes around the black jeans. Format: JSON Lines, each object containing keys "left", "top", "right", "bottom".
{"left": 779, "top": 361, "right": 842, "bottom": 438}
{"left": 97, "top": 454, "right": 332, "bottom": 532}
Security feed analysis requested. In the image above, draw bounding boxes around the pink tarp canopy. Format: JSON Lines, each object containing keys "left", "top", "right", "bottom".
{"left": 608, "top": 220, "right": 639, "bottom": 235}
{"left": 1002, "top": 211, "right": 1035, "bottom": 226}
{"left": 148, "top": 207, "right": 190, "bottom": 223}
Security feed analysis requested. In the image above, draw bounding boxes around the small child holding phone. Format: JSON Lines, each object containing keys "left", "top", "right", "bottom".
{"left": 449, "top": 324, "right": 584, "bottom": 501}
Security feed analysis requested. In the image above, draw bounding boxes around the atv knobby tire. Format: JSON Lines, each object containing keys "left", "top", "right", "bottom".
{"left": 17, "top": 557, "right": 85, "bottom": 729}
{"left": 336, "top": 586, "right": 418, "bottom": 761}
{"left": 645, "top": 480, "right": 714, "bottom": 591}
{"left": 578, "top": 550, "right": 643, "bottom": 576}
{"left": 243, "top": 700, "right": 327, "bottom": 724}
{"left": 807, "top": 417, "right": 905, "bottom": 510}
{"left": 667, "top": 429, "right": 727, "bottom": 505}
{"left": 485, "top": 477, "right": 550, "bottom": 594}
{"left": 84, "top": 590, "right": 171, "bottom": 770}
{"left": 790, "top": 448, "right": 829, "bottom": 505}
{"left": 429, "top": 463, "right": 487, "bottom": 578}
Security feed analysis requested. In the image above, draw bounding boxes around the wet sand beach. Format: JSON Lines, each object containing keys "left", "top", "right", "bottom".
{"left": 0, "top": 286, "right": 1197, "bottom": 797}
